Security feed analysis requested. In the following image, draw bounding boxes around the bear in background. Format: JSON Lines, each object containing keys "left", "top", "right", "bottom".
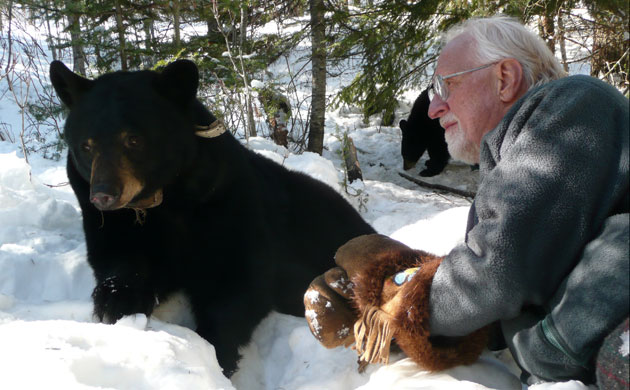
{"left": 49, "top": 59, "right": 375, "bottom": 376}
{"left": 399, "top": 88, "right": 449, "bottom": 177}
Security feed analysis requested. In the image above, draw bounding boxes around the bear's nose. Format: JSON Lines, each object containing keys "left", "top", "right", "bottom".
{"left": 90, "top": 192, "right": 119, "bottom": 210}
{"left": 90, "top": 184, "right": 120, "bottom": 210}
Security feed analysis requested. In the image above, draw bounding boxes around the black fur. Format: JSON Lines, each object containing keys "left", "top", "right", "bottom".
{"left": 50, "top": 60, "right": 375, "bottom": 375}
{"left": 399, "top": 89, "right": 449, "bottom": 177}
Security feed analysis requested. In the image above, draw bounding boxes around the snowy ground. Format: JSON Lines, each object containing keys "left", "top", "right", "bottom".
{"left": 0, "top": 117, "right": 597, "bottom": 390}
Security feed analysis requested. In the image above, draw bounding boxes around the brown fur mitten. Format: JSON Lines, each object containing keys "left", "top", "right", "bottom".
{"left": 334, "top": 234, "right": 423, "bottom": 284}
{"left": 385, "top": 259, "right": 488, "bottom": 371}
{"left": 347, "top": 235, "right": 488, "bottom": 371}
{"left": 304, "top": 234, "right": 416, "bottom": 349}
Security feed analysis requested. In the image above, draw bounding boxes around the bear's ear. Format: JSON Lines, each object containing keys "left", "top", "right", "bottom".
{"left": 49, "top": 61, "right": 94, "bottom": 108}
{"left": 399, "top": 119, "right": 408, "bottom": 132}
{"left": 157, "top": 59, "right": 199, "bottom": 103}
{"left": 420, "top": 88, "right": 431, "bottom": 102}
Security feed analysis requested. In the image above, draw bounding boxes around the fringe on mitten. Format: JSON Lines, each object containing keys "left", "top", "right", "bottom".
{"left": 348, "top": 236, "right": 488, "bottom": 371}
{"left": 354, "top": 305, "right": 395, "bottom": 364}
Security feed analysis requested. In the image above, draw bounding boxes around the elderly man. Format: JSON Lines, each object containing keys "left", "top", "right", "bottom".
{"left": 305, "top": 16, "right": 629, "bottom": 387}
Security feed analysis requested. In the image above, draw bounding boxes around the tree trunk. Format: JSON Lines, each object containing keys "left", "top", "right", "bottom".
{"left": 143, "top": 17, "right": 154, "bottom": 66}
{"left": 240, "top": 5, "right": 256, "bottom": 137}
{"left": 307, "top": 0, "right": 326, "bottom": 155}
{"left": 66, "top": 1, "right": 86, "bottom": 75}
{"left": 343, "top": 134, "right": 362, "bottom": 183}
{"left": 4, "top": 0, "right": 13, "bottom": 76}
{"left": 556, "top": 13, "right": 569, "bottom": 73}
{"left": 207, "top": 14, "right": 219, "bottom": 35}
{"left": 45, "top": 1, "right": 57, "bottom": 61}
{"left": 539, "top": 14, "right": 555, "bottom": 54}
{"left": 173, "top": 0, "right": 181, "bottom": 50}
{"left": 258, "top": 88, "right": 290, "bottom": 147}
{"left": 114, "top": 0, "right": 127, "bottom": 70}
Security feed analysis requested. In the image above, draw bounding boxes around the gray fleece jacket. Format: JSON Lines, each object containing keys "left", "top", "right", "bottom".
{"left": 428, "top": 75, "right": 629, "bottom": 382}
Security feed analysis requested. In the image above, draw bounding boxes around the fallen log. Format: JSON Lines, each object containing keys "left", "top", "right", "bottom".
{"left": 398, "top": 171, "right": 476, "bottom": 199}
{"left": 343, "top": 134, "right": 363, "bottom": 183}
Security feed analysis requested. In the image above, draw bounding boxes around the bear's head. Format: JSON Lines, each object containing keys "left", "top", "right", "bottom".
{"left": 50, "top": 60, "right": 217, "bottom": 211}
{"left": 399, "top": 119, "right": 427, "bottom": 171}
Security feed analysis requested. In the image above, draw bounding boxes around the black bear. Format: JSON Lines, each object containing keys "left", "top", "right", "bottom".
{"left": 49, "top": 59, "right": 375, "bottom": 375}
{"left": 399, "top": 88, "right": 449, "bottom": 177}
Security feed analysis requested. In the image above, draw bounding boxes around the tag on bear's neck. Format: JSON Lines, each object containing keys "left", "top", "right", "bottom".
{"left": 195, "top": 120, "right": 226, "bottom": 138}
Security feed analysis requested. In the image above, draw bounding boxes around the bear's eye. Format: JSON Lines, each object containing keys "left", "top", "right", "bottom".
{"left": 80, "top": 142, "right": 92, "bottom": 153}
{"left": 125, "top": 135, "right": 143, "bottom": 149}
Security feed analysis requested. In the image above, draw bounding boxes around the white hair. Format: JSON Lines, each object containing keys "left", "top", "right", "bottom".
{"left": 443, "top": 16, "right": 567, "bottom": 89}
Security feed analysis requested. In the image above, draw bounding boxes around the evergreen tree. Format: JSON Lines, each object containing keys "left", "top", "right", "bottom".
{"left": 3, "top": 0, "right": 626, "bottom": 157}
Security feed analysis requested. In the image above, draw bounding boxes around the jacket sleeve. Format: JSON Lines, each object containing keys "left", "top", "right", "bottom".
{"left": 428, "top": 76, "right": 630, "bottom": 337}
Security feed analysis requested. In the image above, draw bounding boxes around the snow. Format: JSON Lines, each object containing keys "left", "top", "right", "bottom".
{"left": 304, "top": 289, "right": 320, "bottom": 304}
{"left": 0, "top": 316, "right": 234, "bottom": 390}
{"left": 250, "top": 80, "right": 265, "bottom": 89}
{"left": 0, "top": 120, "right": 596, "bottom": 390}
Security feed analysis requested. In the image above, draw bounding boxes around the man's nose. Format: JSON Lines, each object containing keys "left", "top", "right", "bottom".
{"left": 428, "top": 95, "right": 448, "bottom": 120}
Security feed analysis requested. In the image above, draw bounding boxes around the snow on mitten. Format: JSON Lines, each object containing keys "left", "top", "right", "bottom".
{"left": 303, "top": 233, "right": 417, "bottom": 349}
{"left": 347, "top": 235, "right": 488, "bottom": 371}
{"left": 304, "top": 267, "right": 356, "bottom": 348}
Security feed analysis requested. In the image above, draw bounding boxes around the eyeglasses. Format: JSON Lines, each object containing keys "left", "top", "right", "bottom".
{"left": 428, "top": 62, "right": 498, "bottom": 101}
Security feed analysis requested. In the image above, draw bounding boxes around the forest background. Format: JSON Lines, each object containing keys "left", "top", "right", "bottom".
{"left": 0, "top": 0, "right": 628, "bottom": 165}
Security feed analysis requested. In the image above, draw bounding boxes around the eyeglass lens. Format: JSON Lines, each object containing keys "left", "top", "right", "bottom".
{"left": 429, "top": 75, "right": 447, "bottom": 101}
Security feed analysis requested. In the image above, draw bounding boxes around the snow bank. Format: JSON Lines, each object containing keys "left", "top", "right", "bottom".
{"left": 0, "top": 151, "right": 92, "bottom": 304}
{"left": 246, "top": 136, "right": 343, "bottom": 193}
{"left": 0, "top": 316, "right": 234, "bottom": 390}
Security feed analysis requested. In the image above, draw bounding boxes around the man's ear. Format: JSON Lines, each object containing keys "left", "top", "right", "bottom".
{"left": 49, "top": 61, "right": 94, "bottom": 108}
{"left": 156, "top": 59, "right": 199, "bottom": 104}
{"left": 496, "top": 58, "right": 525, "bottom": 104}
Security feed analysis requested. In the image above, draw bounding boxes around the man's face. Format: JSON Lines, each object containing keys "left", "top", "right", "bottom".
{"left": 428, "top": 34, "right": 506, "bottom": 165}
